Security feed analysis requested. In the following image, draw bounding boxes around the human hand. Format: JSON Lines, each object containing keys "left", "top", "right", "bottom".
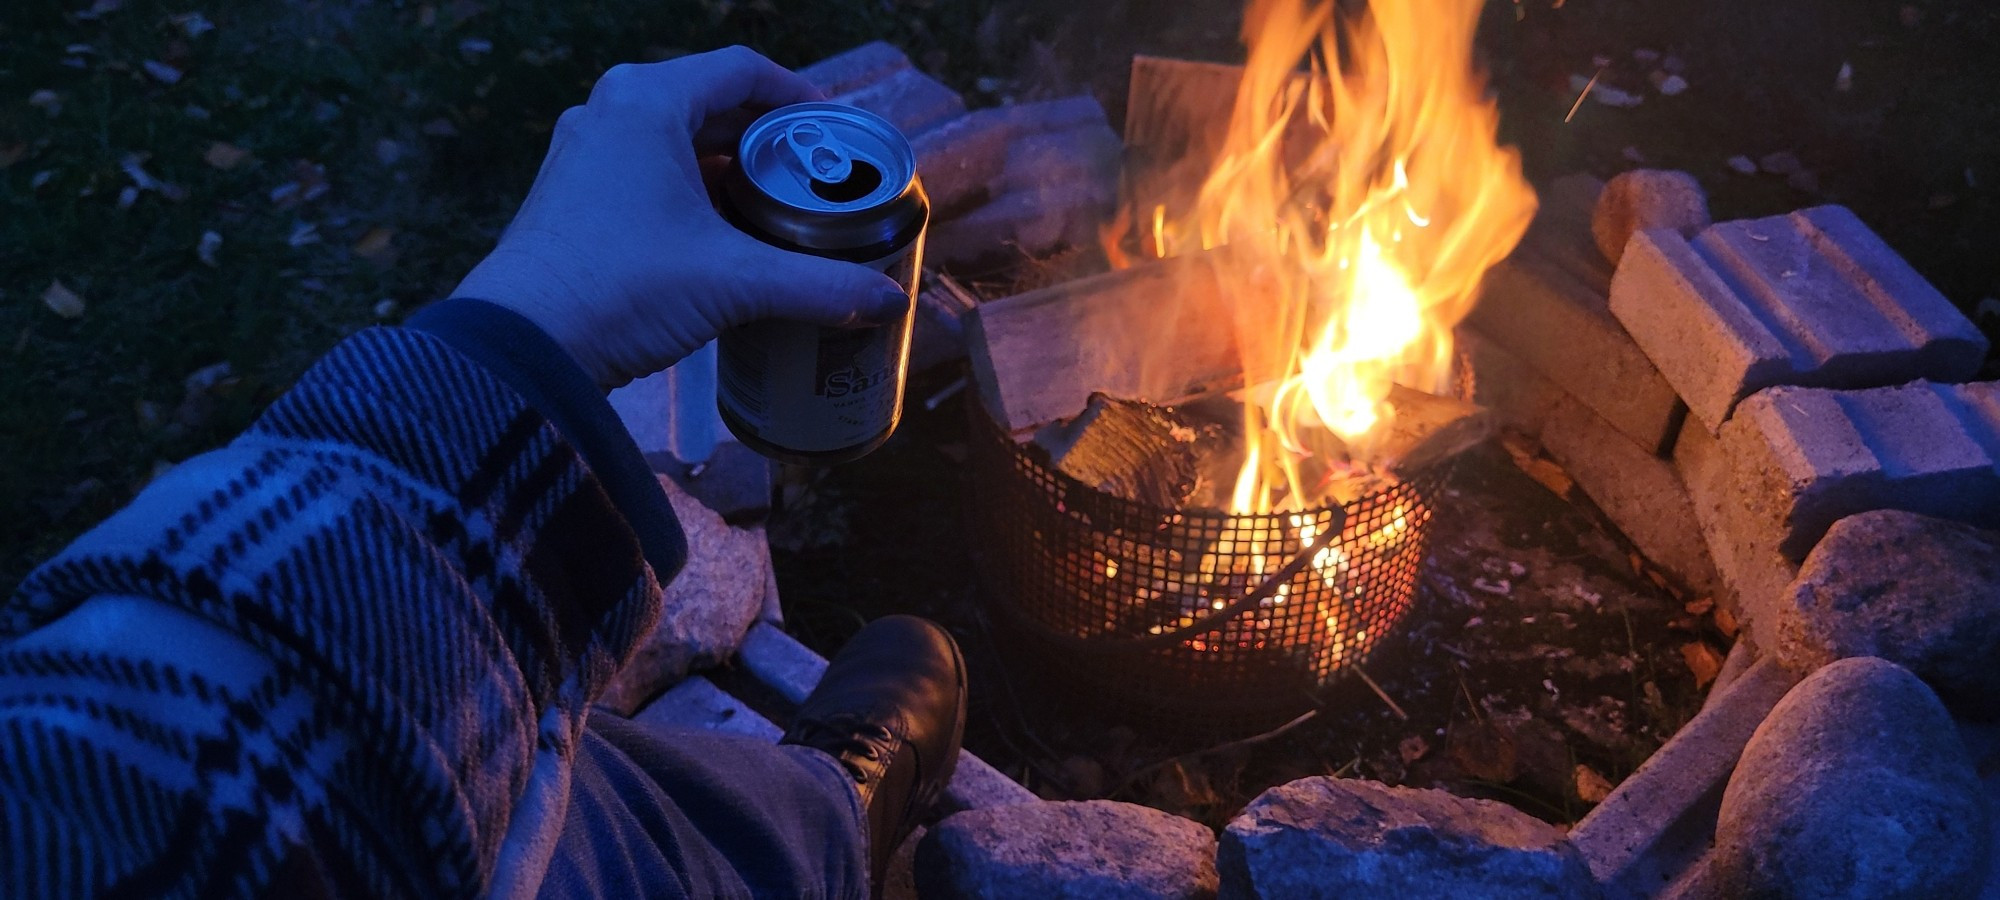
{"left": 453, "top": 46, "right": 910, "bottom": 389}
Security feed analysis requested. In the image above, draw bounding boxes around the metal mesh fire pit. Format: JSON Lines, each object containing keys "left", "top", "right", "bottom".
{"left": 968, "top": 404, "right": 1448, "bottom": 735}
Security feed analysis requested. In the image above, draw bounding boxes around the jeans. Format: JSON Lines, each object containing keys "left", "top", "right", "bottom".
{"left": 538, "top": 714, "right": 872, "bottom": 899}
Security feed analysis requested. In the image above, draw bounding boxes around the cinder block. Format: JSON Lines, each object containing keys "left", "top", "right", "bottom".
{"left": 1570, "top": 658, "right": 1797, "bottom": 896}
{"left": 913, "top": 96, "right": 1110, "bottom": 217}
{"left": 1469, "top": 176, "right": 1686, "bottom": 454}
{"left": 927, "top": 176, "right": 1116, "bottom": 267}
{"left": 1610, "top": 206, "right": 1989, "bottom": 434}
{"left": 1674, "top": 423, "right": 1801, "bottom": 646}
{"left": 1718, "top": 381, "right": 2000, "bottom": 563}
{"left": 831, "top": 67, "right": 966, "bottom": 138}
{"left": 796, "top": 41, "right": 911, "bottom": 96}
{"left": 992, "top": 124, "right": 1121, "bottom": 198}
{"left": 1458, "top": 328, "right": 1562, "bottom": 436}
{"left": 1541, "top": 393, "right": 1722, "bottom": 598}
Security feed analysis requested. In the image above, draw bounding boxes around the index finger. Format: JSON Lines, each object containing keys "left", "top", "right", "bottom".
{"left": 667, "top": 45, "right": 824, "bottom": 132}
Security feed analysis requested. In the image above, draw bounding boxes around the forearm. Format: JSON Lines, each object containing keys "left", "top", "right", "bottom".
{"left": 0, "top": 305, "right": 683, "bottom": 896}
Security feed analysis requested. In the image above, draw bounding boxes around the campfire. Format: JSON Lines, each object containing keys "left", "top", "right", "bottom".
{"left": 966, "top": 0, "right": 1538, "bottom": 732}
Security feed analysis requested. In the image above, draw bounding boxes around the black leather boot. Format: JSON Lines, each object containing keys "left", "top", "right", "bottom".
{"left": 779, "top": 615, "right": 968, "bottom": 888}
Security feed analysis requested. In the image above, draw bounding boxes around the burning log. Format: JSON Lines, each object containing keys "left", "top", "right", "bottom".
{"left": 1033, "top": 393, "right": 1239, "bottom": 509}
{"left": 966, "top": 252, "right": 1241, "bottom": 435}
{"left": 969, "top": 259, "right": 1495, "bottom": 479}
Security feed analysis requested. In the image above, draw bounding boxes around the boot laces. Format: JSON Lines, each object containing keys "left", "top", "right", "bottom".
{"left": 793, "top": 712, "right": 894, "bottom": 783}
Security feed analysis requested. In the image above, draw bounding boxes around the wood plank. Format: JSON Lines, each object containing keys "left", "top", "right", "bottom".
{"left": 966, "top": 252, "right": 1241, "bottom": 434}
{"left": 1123, "top": 55, "right": 1246, "bottom": 223}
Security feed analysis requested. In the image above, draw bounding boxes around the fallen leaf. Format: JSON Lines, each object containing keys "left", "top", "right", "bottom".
{"left": 134, "top": 399, "right": 165, "bottom": 430}
{"left": 1713, "top": 605, "right": 1740, "bottom": 638}
{"left": 1517, "top": 456, "right": 1572, "bottom": 495}
{"left": 1681, "top": 641, "right": 1724, "bottom": 689}
{"left": 351, "top": 225, "right": 397, "bottom": 262}
{"left": 372, "top": 298, "right": 400, "bottom": 318}
{"left": 203, "top": 141, "right": 251, "bottom": 169}
{"left": 1726, "top": 155, "right": 1758, "bottom": 175}
{"left": 1685, "top": 597, "right": 1715, "bottom": 616}
{"left": 287, "top": 222, "right": 320, "bottom": 247}
{"left": 29, "top": 89, "right": 63, "bottom": 117}
{"left": 142, "top": 60, "right": 184, "bottom": 84}
{"left": 1449, "top": 719, "right": 1519, "bottom": 783}
{"left": 1758, "top": 151, "right": 1803, "bottom": 176}
{"left": 1398, "top": 734, "right": 1431, "bottom": 765}
{"left": 196, "top": 230, "right": 222, "bottom": 267}
{"left": 170, "top": 11, "right": 214, "bottom": 38}
{"left": 75, "top": 0, "right": 121, "bottom": 20}
{"left": 1574, "top": 764, "right": 1614, "bottom": 804}
{"left": 119, "top": 152, "right": 187, "bottom": 201}
{"left": 41, "top": 280, "right": 84, "bottom": 318}
{"left": 116, "top": 185, "right": 139, "bottom": 209}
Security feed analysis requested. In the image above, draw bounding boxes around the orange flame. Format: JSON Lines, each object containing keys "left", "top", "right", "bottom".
{"left": 1135, "top": 0, "right": 1537, "bottom": 515}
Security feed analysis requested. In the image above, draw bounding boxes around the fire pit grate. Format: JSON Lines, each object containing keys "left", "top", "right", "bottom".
{"left": 968, "top": 403, "right": 1449, "bottom": 735}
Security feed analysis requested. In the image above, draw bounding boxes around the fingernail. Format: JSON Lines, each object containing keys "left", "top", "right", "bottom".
{"left": 858, "top": 287, "right": 909, "bottom": 326}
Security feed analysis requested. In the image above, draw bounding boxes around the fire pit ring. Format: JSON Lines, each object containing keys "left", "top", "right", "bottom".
{"left": 967, "top": 403, "right": 1449, "bottom": 736}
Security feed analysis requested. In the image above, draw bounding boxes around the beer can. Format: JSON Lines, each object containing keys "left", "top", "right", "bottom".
{"left": 717, "top": 102, "right": 929, "bottom": 465}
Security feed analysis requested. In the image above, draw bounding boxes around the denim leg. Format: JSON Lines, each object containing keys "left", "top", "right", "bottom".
{"left": 537, "top": 712, "right": 871, "bottom": 900}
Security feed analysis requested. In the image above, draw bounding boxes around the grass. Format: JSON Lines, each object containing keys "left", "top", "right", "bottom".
{"left": 1, "top": 0, "right": 996, "bottom": 590}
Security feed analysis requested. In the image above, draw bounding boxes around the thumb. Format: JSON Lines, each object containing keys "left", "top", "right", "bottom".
{"left": 748, "top": 246, "right": 910, "bottom": 328}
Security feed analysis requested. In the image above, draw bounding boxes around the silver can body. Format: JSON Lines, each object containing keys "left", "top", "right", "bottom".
{"left": 717, "top": 102, "right": 929, "bottom": 464}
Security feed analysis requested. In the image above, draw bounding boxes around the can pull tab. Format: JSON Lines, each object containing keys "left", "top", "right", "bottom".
{"left": 783, "top": 121, "right": 853, "bottom": 185}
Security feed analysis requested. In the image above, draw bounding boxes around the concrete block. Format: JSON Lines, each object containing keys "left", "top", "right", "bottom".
{"left": 1458, "top": 328, "right": 1562, "bottom": 436}
{"left": 1720, "top": 381, "right": 2000, "bottom": 563}
{"left": 632, "top": 674, "right": 783, "bottom": 740}
{"left": 796, "top": 41, "right": 911, "bottom": 96}
{"left": 1470, "top": 239, "right": 1685, "bottom": 454}
{"left": 1610, "top": 206, "right": 1989, "bottom": 434}
{"left": 831, "top": 66, "right": 966, "bottom": 139}
{"left": 1673, "top": 422, "right": 1800, "bottom": 640}
{"left": 913, "top": 96, "right": 1111, "bottom": 217}
{"left": 1541, "top": 393, "right": 1720, "bottom": 598}
{"left": 928, "top": 176, "right": 1116, "bottom": 268}
{"left": 1570, "top": 658, "right": 1796, "bottom": 899}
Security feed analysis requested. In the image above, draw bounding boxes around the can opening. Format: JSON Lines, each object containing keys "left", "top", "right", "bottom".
{"left": 810, "top": 160, "right": 883, "bottom": 204}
